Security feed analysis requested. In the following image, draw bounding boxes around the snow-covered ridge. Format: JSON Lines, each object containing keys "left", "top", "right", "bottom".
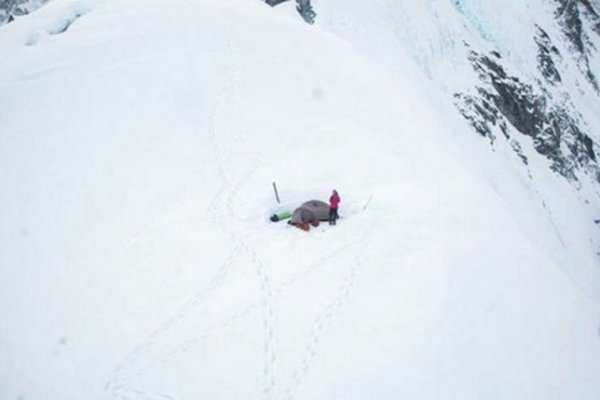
{"left": 1, "top": 0, "right": 600, "bottom": 399}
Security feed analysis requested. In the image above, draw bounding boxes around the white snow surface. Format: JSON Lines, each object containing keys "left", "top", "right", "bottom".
{"left": 1, "top": 0, "right": 600, "bottom": 399}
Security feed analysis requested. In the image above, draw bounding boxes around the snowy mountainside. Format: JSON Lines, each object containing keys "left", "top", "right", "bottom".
{"left": 308, "top": 0, "right": 600, "bottom": 190}
{"left": 1, "top": 0, "right": 600, "bottom": 399}
{"left": 305, "top": 0, "right": 600, "bottom": 302}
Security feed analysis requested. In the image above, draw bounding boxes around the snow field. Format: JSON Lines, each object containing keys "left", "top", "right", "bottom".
{"left": 0, "top": 0, "right": 599, "bottom": 399}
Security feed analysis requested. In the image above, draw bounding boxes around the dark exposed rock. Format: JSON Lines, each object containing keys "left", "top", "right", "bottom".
{"left": 510, "top": 140, "right": 529, "bottom": 165}
{"left": 580, "top": 0, "right": 600, "bottom": 36}
{"left": 555, "top": 0, "right": 599, "bottom": 92}
{"left": 264, "top": 0, "right": 316, "bottom": 24}
{"left": 466, "top": 53, "right": 543, "bottom": 139}
{"left": 454, "top": 0, "right": 600, "bottom": 189}
{"left": 0, "top": 0, "right": 15, "bottom": 25}
{"left": 295, "top": 0, "right": 316, "bottom": 24}
{"left": 535, "top": 26, "right": 562, "bottom": 84}
{"left": 1, "top": 0, "right": 49, "bottom": 26}
{"left": 265, "top": 0, "right": 289, "bottom": 5}
{"left": 455, "top": 50, "right": 600, "bottom": 185}
{"left": 556, "top": 0, "right": 586, "bottom": 54}
{"left": 454, "top": 92, "right": 496, "bottom": 141}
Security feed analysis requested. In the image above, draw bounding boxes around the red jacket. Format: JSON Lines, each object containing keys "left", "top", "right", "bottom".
{"left": 329, "top": 191, "right": 340, "bottom": 209}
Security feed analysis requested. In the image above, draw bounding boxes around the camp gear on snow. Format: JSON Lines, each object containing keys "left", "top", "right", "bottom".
{"left": 270, "top": 211, "right": 292, "bottom": 222}
{"left": 298, "top": 222, "right": 310, "bottom": 231}
{"left": 288, "top": 200, "right": 331, "bottom": 226}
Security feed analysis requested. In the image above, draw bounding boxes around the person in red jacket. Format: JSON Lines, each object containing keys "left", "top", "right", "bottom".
{"left": 329, "top": 189, "right": 340, "bottom": 225}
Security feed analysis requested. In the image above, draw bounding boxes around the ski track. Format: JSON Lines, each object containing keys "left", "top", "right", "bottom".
{"left": 283, "top": 229, "right": 370, "bottom": 400}
{"left": 108, "top": 240, "right": 243, "bottom": 400}
{"left": 142, "top": 240, "right": 353, "bottom": 370}
{"left": 221, "top": 41, "right": 278, "bottom": 399}
{"left": 109, "top": 31, "right": 245, "bottom": 400}
{"left": 109, "top": 29, "right": 279, "bottom": 400}
{"left": 108, "top": 23, "right": 373, "bottom": 400}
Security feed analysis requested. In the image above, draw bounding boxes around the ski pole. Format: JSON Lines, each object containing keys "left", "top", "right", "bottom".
{"left": 273, "top": 182, "right": 281, "bottom": 204}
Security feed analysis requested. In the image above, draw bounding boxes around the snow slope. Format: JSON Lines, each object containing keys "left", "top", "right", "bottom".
{"left": 1, "top": 0, "right": 600, "bottom": 399}
{"left": 312, "top": 0, "right": 600, "bottom": 308}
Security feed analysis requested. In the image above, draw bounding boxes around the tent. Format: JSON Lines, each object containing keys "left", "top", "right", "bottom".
{"left": 288, "top": 200, "right": 330, "bottom": 229}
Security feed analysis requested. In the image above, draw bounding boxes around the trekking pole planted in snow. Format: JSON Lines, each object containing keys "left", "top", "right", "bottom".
{"left": 273, "top": 182, "right": 281, "bottom": 204}
{"left": 363, "top": 194, "right": 373, "bottom": 211}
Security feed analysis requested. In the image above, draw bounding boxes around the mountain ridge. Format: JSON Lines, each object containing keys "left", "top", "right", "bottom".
{"left": 1, "top": 1, "right": 600, "bottom": 399}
